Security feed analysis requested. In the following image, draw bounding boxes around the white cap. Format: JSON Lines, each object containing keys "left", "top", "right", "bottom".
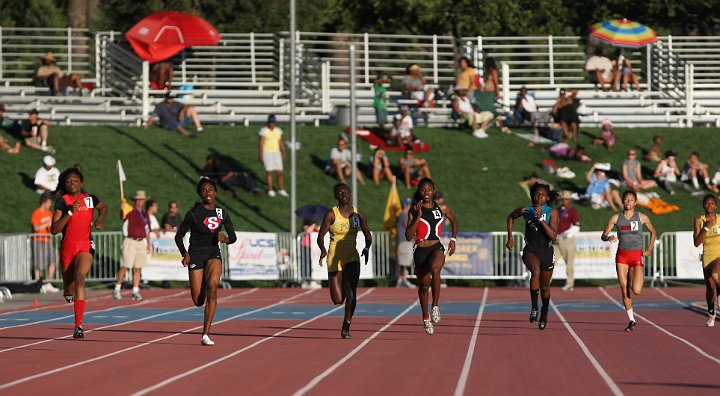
{"left": 43, "top": 155, "right": 55, "bottom": 167}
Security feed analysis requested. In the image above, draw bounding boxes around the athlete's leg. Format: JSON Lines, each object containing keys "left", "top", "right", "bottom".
{"left": 429, "top": 249, "right": 445, "bottom": 308}
{"left": 629, "top": 266, "right": 644, "bottom": 295}
{"left": 62, "top": 260, "right": 76, "bottom": 297}
{"left": 616, "top": 263, "right": 632, "bottom": 310}
{"left": 201, "top": 259, "right": 222, "bottom": 336}
{"left": 72, "top": 252, "right": 93, "bottom": 329}
{"left": 188, "top": 267, "right": 206, "bottom": 307}
{"left": 523, "top": 252, "right": 541, "bottom": 306}
{"left": 328, "top": 270, "right": 344, "bottom": 305}
{"left": 341, "top": 262, "right": 360, "bottom": 323}
{"left": 416, "top": 266, "right": 431, "bottom": 319}
{"left": 710, "top": 258, "right": 720, "bottom": 288}
{"left": 703, "top": 266, "right": 715, "bottom": 314}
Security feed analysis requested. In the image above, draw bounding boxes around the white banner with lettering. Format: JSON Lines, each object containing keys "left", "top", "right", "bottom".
{"left": 552, "top": 231, "right": 619, "bottom": 279}
{"left": 310, "top": 232, "right": 374, "bottom": 280}
{"left": 675, "top": 231, "right": 704, "bottom": 279}
{"left": 228, "top": 232, "right": 279, "bottom": 280}
{"left": 144, "top": 232, "right": 188, "bottom": 281}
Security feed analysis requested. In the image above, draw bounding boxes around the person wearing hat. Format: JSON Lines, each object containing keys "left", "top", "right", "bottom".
{"left": 403, "top": 64, "right": 435, "bottom": 108}
{"left": 145, "top": 92, "right": 204, "bottom": 137}
{"left": 36, "top": 51, "right": 82, "bottom": 96}
{"left": 396, "top": 197, "right": 416, "bottom": 288}
{"left": 653, "top": 150, "right": 696, "bottom": 195}
{"left": 114, "top": 190, "right": 151, "bottom": 301}
{"left": 34, "top": 155, "right": 60, "bottom": 194}
{"left": 585, "top": 162, "right": 622, "bottom": 210}
{"left": 20, "top": 109, "right": 54, "bottom": 153}
{"left": 555, "top": 191, "right": 580, "bottom": 291}
{"left": 258, "top": 114, "right": 288, "bottom": 197}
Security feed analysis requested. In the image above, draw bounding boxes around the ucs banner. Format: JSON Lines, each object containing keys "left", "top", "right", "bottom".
{"left": 440, "top": 232, "right": 494, "bottom": 276}
{"left": 228, "top": 232, "right": 279, "bottom": 280}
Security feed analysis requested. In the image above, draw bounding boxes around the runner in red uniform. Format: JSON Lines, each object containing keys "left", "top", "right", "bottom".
{"left": 50, "top": 168, "right": 107, "bottom": 339}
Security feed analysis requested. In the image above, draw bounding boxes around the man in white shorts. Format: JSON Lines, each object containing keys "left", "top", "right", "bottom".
{"left": 114, "top": 190, "right": 151, "bottom": 301}
{"left": 258, "top": 114, "right": 288, "bottom": 197}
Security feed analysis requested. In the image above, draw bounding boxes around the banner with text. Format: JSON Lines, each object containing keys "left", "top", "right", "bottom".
{"left": 310, "top": 232, "right": 374, "bottom": 280}
{"left": 228, "top": 232, "right": 279, "bottom": 280}
{"left": 675, "top": 231, "right": 704, "bottom": 279}
{"left": 552, "top": 231, "right": 618, "bottom": 279}
{"left": 440, "top": 232, "right": 494, "bottom": 276}
{"left": 144, "top": 232, "right": 188, "bottom": 281}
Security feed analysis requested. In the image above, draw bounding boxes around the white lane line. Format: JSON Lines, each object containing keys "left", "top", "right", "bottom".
{"left": 0, "top": 288, "right": 316, "bottom": 390}
{"left": 653, "top": 287, "right": 687, "bottom": 306}
{"left": 551, "top": 300, "right": 623, "bottom": 396}
{"left": 131, "top": 288, "right": 376, "bottom": 396}
{"left": 0, "top": 289, "right": 259, "bottom": 354}
{"left": 599, "top": 287, "right": 720, "bottom": 365}
{"left": 453, "top": 287, "right": 489, "bottom": 396}
{"left": 293, "top": 299, "right": 418, "bottom": 396}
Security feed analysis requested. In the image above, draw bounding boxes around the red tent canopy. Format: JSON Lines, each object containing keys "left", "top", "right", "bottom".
{"left": 125, "top": 11, "right": 221, "bottom": 63}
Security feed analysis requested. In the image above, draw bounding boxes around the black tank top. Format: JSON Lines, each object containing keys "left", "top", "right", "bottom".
{"left": 416, "top": 204, "right": 444, "bottom": 242}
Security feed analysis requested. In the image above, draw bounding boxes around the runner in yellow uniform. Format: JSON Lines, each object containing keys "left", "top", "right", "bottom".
{"left": 693, "top": 194, "right": 720, "bottom": 327}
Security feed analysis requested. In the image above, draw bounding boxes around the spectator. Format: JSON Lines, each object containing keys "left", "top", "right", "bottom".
{"left": 203, "top": 153, "right": 261, "bottom": 197}
{"left": 388, "top": 115, "right": 410, "bottom": 147}
{"left": 709, "top": 163, "right": 720, "bottom": 193}
{"left": 452, "top": 86, "right": 493, "bottom": 138}
{"left": 258, "top": 114, "right": 288, "bottom": 197}
{"left": 325, "top": 139, "right": 366, "bottom": 185}
{"left": 161, "top": 201, "right": 182, "bottom": 232}
{"left": 34, "top": 155, "right": 60, "bottom": 194}
{"left": 373, "top": 74, "right": 391, "bottom": 129}
{"left": 585, "top": 163, "right": 622, "bottom": 210}
{"left": 145, "top": 92, "right": 204, "bottom": 137}
{"left": 644, "top": 135, "right": 663, "bottom": 162}
{"left": 547, "top": 143, "right": 592, "bottom": 162}
{"left": 551, "top": 89, "right": 580, "bottom": 141}
{"left": 0, "top": 105, "right": 21, "bottom": 154}
{"left": 114, "top": 190, "right": 151, "bottom": 301}
{"left": 404, "top": 64, "right": 434, "bottom": 108}
{"left": 371, "top": 148, "right": 394, "bottom": 186}
{"left": 396, "top": 198, "right": 415, "bottom": 288}
{"left": 150, "top": 60, "right": 174, "bottom": 90}
{"left": 395, "top": 106, "right": 419, "bottom": 145}
{"left": 622, "top": 149, "right": 657, "bottom": 191}
{"left": 555, "top": 191, "right": 580, "bottom": 291}
{"left": 398, "top": 148, "right": 431, "bottom": 189}
{"left": 514, "top": 86, "right": 540, "bottom": 127}
{"left": 145, "top": 199, "right": 162, "bottom": 237}
{"left": 682, "top": 151, "right": 712, "bottom": 190}
{"left": 585, "top": 48, "right": 613, "bottom": 90}
{"left": 31, "top": 194, "right": 59, "bottom": 293}
{"left": 483, "top": 57, "right": 500, "bottom": 99}
{"left": 20, "top": 109, "right": 55, "bottom": 153}
{"left": 613, "top": 53, "right": 641, "bottom": 92}
{"left": 36, "top": 52, "right": 82, "bottom": 96}
{"left": 593, "top": 119, "right": 616, "bottom": 151}
{"left": 654, "top": 150, "right": 696, "bottom": 195}
{"left": 456, "top": 56, "right": 480, "bottom": 100}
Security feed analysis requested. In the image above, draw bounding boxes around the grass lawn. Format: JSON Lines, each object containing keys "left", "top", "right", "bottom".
{"left": 1, "top": 124, "right": 718, "bottom": 234}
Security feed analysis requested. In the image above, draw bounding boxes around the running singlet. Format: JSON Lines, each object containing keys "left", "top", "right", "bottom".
{"left": 416, "top": 204, "right": 444, "bottom": 242}
{"left": 523, "top": 204, "right": 553, "bottom": 248}
{"left": 175, "top": 204, "right": 236, "bottom": 255}
{"left": 616, "top": 211, "right": 643, "bottom": 251}
{"left": 328, "top": 206, "right": 360, "bottom": 264}
{"left": 54, "top": 193, "right": 99, "bottom": 244}
{"left": 699, "top": 213, "right": 720, "bottom": 267}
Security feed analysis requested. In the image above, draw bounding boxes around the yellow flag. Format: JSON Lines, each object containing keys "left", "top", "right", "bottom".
{"left": 383, "top": 178, "right": 402, "bottom": 232}
{"left": 120, "top": 196, "right": 133, "bottom": 220}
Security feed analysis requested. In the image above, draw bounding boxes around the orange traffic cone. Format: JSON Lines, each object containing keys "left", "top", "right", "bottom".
{"left": 33, "top": 298, "right": 39, "bottom": 308}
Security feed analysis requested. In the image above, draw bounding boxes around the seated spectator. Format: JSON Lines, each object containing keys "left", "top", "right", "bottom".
{"left": 403, "top": 64, "right": 434, "bottom": 108}
{"left": 585, "top": 48, "right": 613, "bottom": 90}
{"left": 551, "top": 89, "right": 580, "bottom": 141}
{"left": 373, "top": 74, "right": 391, "bottom": 130}
{"left": 398, "top": 149, "right": 431, "bottom": 189}
{"left": 387, "top": 116, "right": 410, "bottom": 147}
{"left": 370, "top": 148, "right": 394, "bottom": 186}
{"left": 654, "top": 150, "right": 696, "bottom": 195}
{"left": 452, "top": 86, "right": 494, "bottom": 138}
{"left": 622, "top": 149, "right": 657, "bottom": 191}
{"left": 644, "top": 135, "right": 663, "bottom": 162}
{"left": 0, "top": 134, "right": 20, "bottom": 154}
{"left": 161, "top": 201, "right": 182, "bottom": 232}
{"left": 612, "top": 53, "right": 641, "bottom": 92}
{"left": 585, "top": 163, "right": 622, "bottom": 210}
{"left": 709, "top": 163, "right": 720, "bottom": 193}
{"left": 34, "top": 155, "right": 60, "bottom": 195}
{"left": 0, "top": 104, "right": 21, "bottom": 154}
{"left": 145, "top": 199, "right": 162, "bottom": 238}
{"left": 150, "top": 60, "right": 174, "bottom": 90}
{"left": 681, "top": 151, "right": 712, "bottom": 190}
{"left": 325, "top": 139, "right": 366, "bottom": 185}
{"left": 203, "top": 154, "right": 261, "bottom": 197}
{"left": 548, "top": 143, "right": 592, "bottom": 162}
{"left": 514, "top": 86, "right": 540, "bottom": 127}
{"left": 18, "top": 109, "right": 55, "bottom": 153}
{"left": 145, "top": 92, "right": 204, "bottom": 137}
{"left": 393, "top": 106, "right": 419, "bottom": 145}
{"left": 456, "top": 56, "right": 480, "bottom": 100}
{"left": 592, "top": 119, "right": 616, "bottom": 151}
{"left": 36, "top": 52, "right": 82, "bottom": 96}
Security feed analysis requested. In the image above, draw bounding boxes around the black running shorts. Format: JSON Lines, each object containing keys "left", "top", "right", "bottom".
{"left": 188, "top": 248, "right": 222, "bottom": 271}
{"left": 413, "top": 243, "right": 444, "bottom": 268}
{"left": 522, "top": 245, "right": 555, "bottom": 272}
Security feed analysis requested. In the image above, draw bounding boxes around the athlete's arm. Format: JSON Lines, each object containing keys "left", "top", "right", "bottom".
{"left": 317, "top": 209, "right": 334, "bottom": 267}
{"left": 601, "top": 214, "right": 619, "bottom": 243}
{"left": 694, "top": 216, "right": 707, "bottom": 247}
{"left": 175, "top": 211, "right": 195, "bottom": 256}
{"left": 405, "top": 201, "right": 423, "bottom": 241}
{"left": 94, "top": 201, "right": 108, "bottom": 231}
{"left": 540, "top": 209, "right": 559, "bottom": 241}
{"left": 50, "top": 198, "right": 72, "bottom": 235}
{"left": 505, "top": 207, "right": 524, "bottom": 250}
{"left": 220, "top": 212, "right": 237, "bottom": 245}
{"left": 358, "top": 210, "right": 372, "bottom": 265}
{"left": 443, "top": 205, "right": 459, "bottom": 256}
{"left": 640, "top": 213, "right": 656, "bottom": 256}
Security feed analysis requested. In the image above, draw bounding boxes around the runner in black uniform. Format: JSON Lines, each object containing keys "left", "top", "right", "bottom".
{"left": 175, "top": 178, "right": 236, "bottom": 346}
{"left": 405, "top": 178, "right": 458, "bottom": 335}
{"left": 506, "top": 183, "right": 559, "bottom": 330}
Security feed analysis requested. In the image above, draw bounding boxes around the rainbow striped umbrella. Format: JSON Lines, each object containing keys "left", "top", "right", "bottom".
{"left": 589, "top": 18, "right": 657, "bottom": 48}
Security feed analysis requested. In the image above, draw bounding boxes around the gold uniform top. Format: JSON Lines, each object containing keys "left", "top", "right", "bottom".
{"left": 327, "top": 206, "right": 360, "bottom": 271}
{"left": 699, "top": 214, "right": 720, "bottom": 267}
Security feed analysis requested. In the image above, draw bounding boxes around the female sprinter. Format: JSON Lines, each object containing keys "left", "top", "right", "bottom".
{"left": 405, "top": 178, "right": 458, "bottom": 335}
{"left": 50, "top": 168, "right": 108, "bottom": 339}
{"left": 601, "top": 190, "right": 656, "bottom": 332}
{"left": 506, "top": 183, "right": 558, "bottom": 330}
{"left": 318, "top": 183, "right": 372, "bottom": 339}
{"left": 693, "top": 194, "right": 720, "bottom": 327}
{"left": 175, "top": 178, "right": 237, "bottom": 346}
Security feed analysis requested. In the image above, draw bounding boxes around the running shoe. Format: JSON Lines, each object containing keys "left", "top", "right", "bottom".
{"left": 625, "top": 320, "right": 637, "bottom": 332}
{"left": 341, "top": 321, "right": 351, "bottom": 339}
{"left": 63, "top": 293, "right": 74, "bottom": 303}
{"left": 529, "top": 308, "right": 539, "bottom": 323}
{"left": 73, "top": 326, "right": 85, "bottom": 339}
{"left": 113, "top": 289, "right": 122, "bottom": 300}
{"left": 423, "top": 319, "right": 434, "bottom": 335}
{"left": 431, "top": 306, "right": 441, "bottom": 324}
{"left": 200, "top": 334, "right": 215, "bottom": 346}
{"left": 132, "top": 292, "right": 143, "bottom": 301}
{"left": 538, "top": 314, "right": 547, "bottom": 331}
{"left": 707, "top": 315, "right": 716, "bottom": 327}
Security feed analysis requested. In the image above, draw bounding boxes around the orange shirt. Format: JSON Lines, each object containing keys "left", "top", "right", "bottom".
{"left": 31, "top": 208, "right": 52, "bottom": 242}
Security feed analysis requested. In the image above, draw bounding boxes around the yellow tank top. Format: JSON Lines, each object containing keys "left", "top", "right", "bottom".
{"left": 699, "top": 213, "right": 720, "bottom": 267}
{"left": 328, "top": 206, "right": 360, "bottom": 263}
